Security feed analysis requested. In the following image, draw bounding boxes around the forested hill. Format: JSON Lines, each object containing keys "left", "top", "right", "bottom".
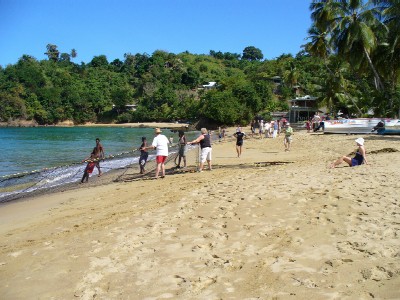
{"left": 2, "top": 1, "right": 400, "bottom": 126}
{"left": 1, "top": 18, "right": 399, "bottom": 127}
{"left": 0, "top": 46, "right": 294, "bottom": 126}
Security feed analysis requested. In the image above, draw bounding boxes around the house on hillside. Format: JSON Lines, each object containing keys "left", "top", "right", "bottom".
{"left": 201, "top": 82, "right": 217, "bottom": 89}
{"left": 112, "top": 104, "right": 137, "bottom": 111}
{"left": 288, "top": 95, "right": 323, "bottom": 123}
{"left": 268, "top": 76, "right": 282, "bottom": 94}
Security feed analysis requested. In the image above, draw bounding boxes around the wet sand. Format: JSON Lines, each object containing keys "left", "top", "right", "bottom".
{"left": 1, "top": 129, "right": 399, "bottom": 299}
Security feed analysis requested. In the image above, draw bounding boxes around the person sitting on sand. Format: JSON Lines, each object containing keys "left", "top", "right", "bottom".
{"left": 330, "top": 137, "right": 368, "bottom": 168}
{"left": 81, "top": 151, "right": 97, "bottom": 183}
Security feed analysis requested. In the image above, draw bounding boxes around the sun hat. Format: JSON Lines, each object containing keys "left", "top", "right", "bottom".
{"left": 154, "top": 128, "right": 162, "bottom": 134}
{"left": 355, "top": 137, "right": 364, "bottom": 145}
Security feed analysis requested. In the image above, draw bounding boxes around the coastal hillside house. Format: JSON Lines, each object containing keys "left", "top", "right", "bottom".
{"left": 201, "top": 82, "right": 217, "bottom": 89}
{"left": 270, "top": 76, "right": 282, "bottom": 85}
{"left": 268, "top": 76, "right": 282, "bottom": 94}
{"left": 112, "top": 104, "right": 137, "bottom": 111}
{"left": 288, "top": 95, "right": 322, "bottom": 123}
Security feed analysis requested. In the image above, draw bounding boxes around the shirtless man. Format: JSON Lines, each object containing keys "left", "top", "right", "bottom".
{"left": 93, "top": 138, "right": 105, "bottom": 176}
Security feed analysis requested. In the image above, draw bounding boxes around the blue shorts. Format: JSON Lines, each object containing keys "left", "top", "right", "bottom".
{"left": 351, "top": 158, "right": 362, "bottom": 166}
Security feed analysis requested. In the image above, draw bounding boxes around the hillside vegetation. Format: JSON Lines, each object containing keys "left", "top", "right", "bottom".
{"left": 1, "top": 1, "right": 399, "bottom": 126}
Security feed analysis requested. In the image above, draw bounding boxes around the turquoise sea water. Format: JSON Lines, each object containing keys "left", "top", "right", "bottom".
{"left": 0, "top": 126, "right": 198, "bottom": 202}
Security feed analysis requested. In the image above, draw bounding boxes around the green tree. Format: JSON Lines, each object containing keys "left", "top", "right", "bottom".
{"left": 70, "top": 48, "right": 77, "bottom": 59}
{"left": 111, "top": 86, "right": 134, "bottom": 115}
{"left": 310, "top": 0, "right": 385, "bottom": 91}
{"left": 200, "top": 89, "right": 243, "bottom": 125}
{"left": 181, "top": 67, "right": 200, "bottom": 88}
{"left": 0, "top": 91, "right": 27, "bottom": 121}
{"left": 242, "top": 46, "right": 263, "bottom": 61}
{"left": 45, "top": 44, "right": 60, "bottom": 62}
{"left": 89, "top": 55, "right": 109, "bottom": 68}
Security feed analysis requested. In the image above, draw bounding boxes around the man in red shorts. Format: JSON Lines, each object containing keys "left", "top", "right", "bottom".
{"left": 141, "top": 128, "right": 170, "bottom": 179}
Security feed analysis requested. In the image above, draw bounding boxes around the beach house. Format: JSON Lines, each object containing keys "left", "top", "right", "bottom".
{"left": 288, "top": 95, "right": 323, "bottom": 123}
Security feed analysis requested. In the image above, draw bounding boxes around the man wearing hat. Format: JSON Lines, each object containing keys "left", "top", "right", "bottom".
{"left": 141, "top": 128, "right": 170, "bottom": 178}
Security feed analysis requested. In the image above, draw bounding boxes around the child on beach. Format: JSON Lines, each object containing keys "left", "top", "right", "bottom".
{"left": 81, "top": 151, "right": 97, "bottom": 183}
{"left": 306, "top": 120, "right": 311, "bottom": 133}
{"left": 139, "top": 136, "right": 148, "bottom": 174}
{"left": 177, "top": 131, "right": 187, "bottom": 168}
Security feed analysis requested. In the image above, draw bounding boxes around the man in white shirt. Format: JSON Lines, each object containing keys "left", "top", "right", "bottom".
{"left": 141, "top": 128, "right": 170, "bottom": 179}
{"left": 312, "top": 112, "right": 321, "bottom": 132}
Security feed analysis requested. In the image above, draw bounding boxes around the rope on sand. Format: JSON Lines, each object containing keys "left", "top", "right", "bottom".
{"left": 253, "top": 161, "right": 293, "bottom": 167}
{"left": 114, "top": 144, "right": 182, "bottom": 182}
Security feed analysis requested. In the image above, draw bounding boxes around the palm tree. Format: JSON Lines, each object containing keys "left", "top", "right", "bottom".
{"left": 70, "top": 49, "right": 77, "bottom": 59}
{"left": 310, "top": 0, "right": 386, "bottom": 91}
{"left": 374, "top": 1, "right": 400, "bottom": 96}
{"left": 362, "top": 1, "right": 400, "bottom": 116}
{"left": 304, "top": 25, "right": 331, "bottom": 60}
{"left": 306, "top": 7, "right": 363, "bottom": 115}
{"left": 283, "top": 61, "right": 299, "bottom": 89}
{"left": 310, "top": 0, "right": 341, "bottom": 33}
{"left": 316, "top": 57, "right": 361, "bottom": 115}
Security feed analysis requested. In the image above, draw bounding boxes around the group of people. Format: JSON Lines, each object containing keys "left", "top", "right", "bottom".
{"left": 237, "top": 121, "right": 294, "bottom": 154}
{"left": 250, "top": 119, "right": 288, "bottom": 139}
{"left": 139, "top": 127, "right": 213, "bottom": 179}
{"left": 81, "top": 120, "right": 368, "bottom": 183}
{"left": 81, "top": 127, "right": 214, "bottom": 182}
{"left": 305, "top": 112, "right": 329, "bottom": 133}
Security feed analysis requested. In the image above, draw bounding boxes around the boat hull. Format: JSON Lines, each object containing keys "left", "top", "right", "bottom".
{"left": 324, "top": 118, "right": 400, "bottom": 134}
{"left": 324, "top": 119, "right": 381, "bottom": 134}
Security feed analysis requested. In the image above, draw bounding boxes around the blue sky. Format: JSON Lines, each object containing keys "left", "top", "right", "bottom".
{"left": 0, "top": 0, "right": 313, "bottom": 67}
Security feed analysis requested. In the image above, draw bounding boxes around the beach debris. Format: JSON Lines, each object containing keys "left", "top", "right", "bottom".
{"left": 369, "top": 147, "right": 398, "bottom": 154}
{"left": 253, "top": 161, "right": 293, "bottom": 167}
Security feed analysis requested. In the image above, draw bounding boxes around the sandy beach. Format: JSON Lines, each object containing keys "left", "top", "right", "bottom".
{"left": 1, "top": 128, "right": 399, "bottom": 299}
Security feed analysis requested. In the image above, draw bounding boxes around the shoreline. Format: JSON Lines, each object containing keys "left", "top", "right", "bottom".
{"left": 1, "top": 130, "right": 399, "bottom": 299}
{"left": 0, "top": 121, "right": 194, "bottom": 130}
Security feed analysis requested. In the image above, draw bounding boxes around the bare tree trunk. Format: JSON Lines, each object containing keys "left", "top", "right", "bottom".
{"left": 364, "top": 47, "right": 384, "bottom": 91}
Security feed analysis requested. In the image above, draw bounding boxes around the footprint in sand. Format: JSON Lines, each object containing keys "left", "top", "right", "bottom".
{"left": 361, "top": 266, "right": 394, "bottom": 281}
